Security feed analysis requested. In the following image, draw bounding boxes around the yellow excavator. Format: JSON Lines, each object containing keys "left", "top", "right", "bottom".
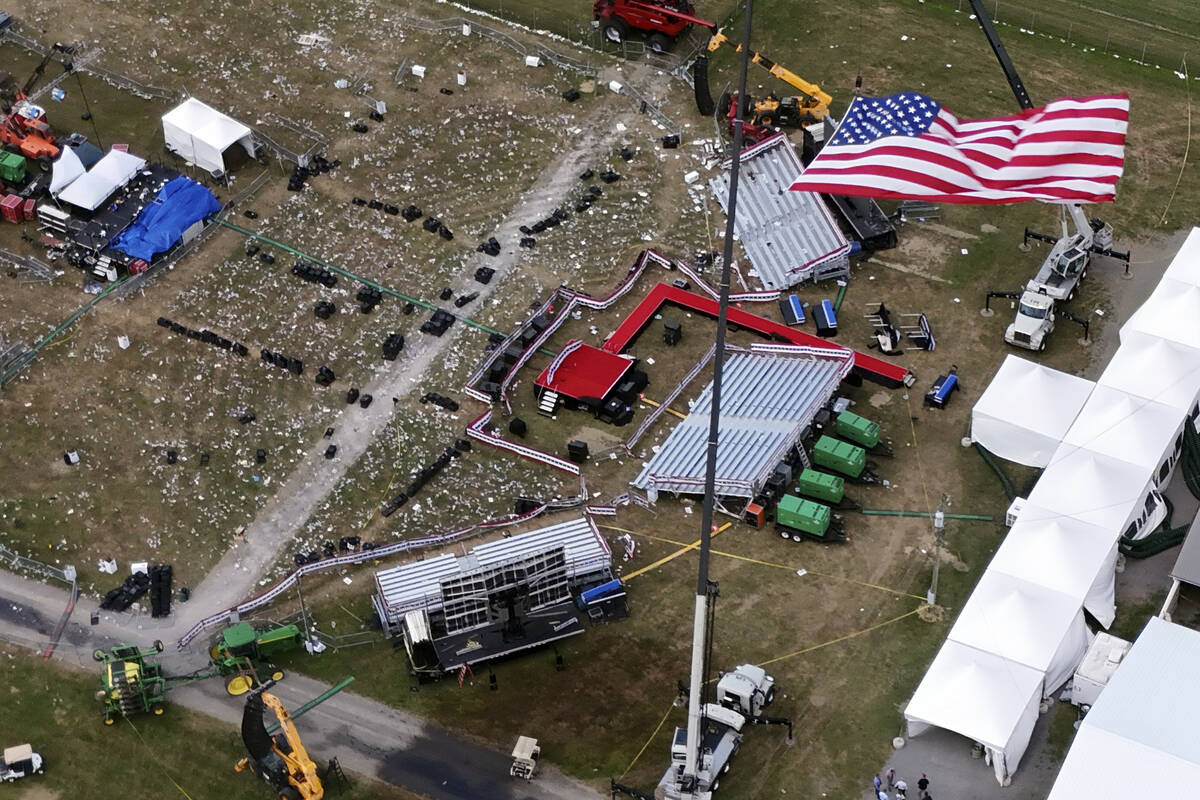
{"left": 701, "top": 32, "right": 833, "bottom": 143}
{"left": 236, "top": 681, "right": 323, "bottom": 800}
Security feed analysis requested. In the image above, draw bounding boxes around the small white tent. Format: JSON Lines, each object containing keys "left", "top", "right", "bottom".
{"left": 1025, "top": 445, "right": 1153, "bottom": 532}
{"left": 56, "top": 149, "right": 147, "bottom": 211}
{"left": 1061, "top": 385, "right": 1182, "bottom": 478}
{"left": 946, "top": 570, "right": 1090, "bottom": 695}
{"left": 971, "top": 355, "right": 1095, "bottom": 467}
{"left": 1121, "top": 278, "right": 1200, "bottom": 349}
{"left": 905, "top": 640, "right": 1043, "bottom": 786}
{"left": 1099, "top": 330, "right": 1200, "bottom": 415}
{"left": 162, "top": 97, "right": 256, "bottom": 174}
{"left": 990, "top": 506, "right": 1118, "bottom": 627}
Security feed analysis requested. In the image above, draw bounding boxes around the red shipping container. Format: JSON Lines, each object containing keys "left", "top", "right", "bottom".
{"left": 0, "top": 194, "right": 22, "bottom": 223}
{"left": 21, "top": 198, "right": 35, "bottom": 221}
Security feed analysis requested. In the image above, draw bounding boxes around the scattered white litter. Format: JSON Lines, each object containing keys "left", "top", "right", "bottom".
{"left": 683, "top": 170, "right": 700, "bottom": 184}
{"left": 953, "top": 297, "right": 961, "bottom": 303}
{"left": 343, "top": 576, "right": 353, "bottom": 585}
{"left": 117, "top": 335, "right": 130, "bottom": 349}
{"left": 609, "top": 80, "right": 624, "bottom": 94}
{"left": 524, "top": 55, "right": 541, "bottom": 68}
{"left": 960, "top": 248, "right": 969, "bottom": 255}
{"left": 796, "top": 568, "right": 807, "bottom": 577}
{"left": 411, "top": 64, "right": 426, "bottom": 78}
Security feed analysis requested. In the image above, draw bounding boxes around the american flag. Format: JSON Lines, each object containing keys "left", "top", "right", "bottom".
{"left": 789, "top": 92, "right": 1129, "bottom": 204}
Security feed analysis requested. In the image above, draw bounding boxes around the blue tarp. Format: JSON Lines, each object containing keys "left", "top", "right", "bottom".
{"left": 112, "top": 176, "right": 221, "bottom": 261}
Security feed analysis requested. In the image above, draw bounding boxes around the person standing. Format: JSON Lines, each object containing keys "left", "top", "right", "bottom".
{"left": 874, "top": 775, "right": 883, "bottom": 795}
{"left": 917, "top": 774, "right": 930, "bottom": 794}
{"left": 886, "top": 768, "right": 896, "bottom": 790}
{"left": 896, "top": 778, "right": 908, "bottom": 799}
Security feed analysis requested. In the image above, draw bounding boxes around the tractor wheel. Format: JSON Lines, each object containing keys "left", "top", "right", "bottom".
{"left": 37, "top": 155, "right": 50, "bottom": 172}
{"left": 602, "top": 18, "right": 629, "bottom": 44}
{"left": 1067, "top": 289, "right": 1075, "bottom": 301}
{"left": 1038, "top": 340, "right": 1047, "bottom": 352}
{"left": 759, "top": 114, "right": 774, "bottom": 127}
{"left": 766, "top": 686, "right": 776, "bottom": 705}
{"left": 647, "top": 33, "right": 671, "bottom": 54}
{"left": 104, "top": 716, "right": 115, "bottom": 726}
{"left": 717, "top": 91, "right": 732, "bottom": 118}
{"left": 93, "top": 649, "right": 106, "bottom": 662}
{"left": 270, "top": 669, "right": 285, "bottom": 682}
{"left": 154, "top": 706, "right": 164, "bottom": 716}
{"left": 153, "top": 639, "right": 164, "bottom": 652}
{"left": 226, "top": 675, "right": 255, "bottom": 696}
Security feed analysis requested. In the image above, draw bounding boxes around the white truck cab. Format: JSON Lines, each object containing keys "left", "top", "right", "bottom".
{"left": 716, "top": 664, "right": 776, "bottom": 718}
{"left": 1005, "top": 290, "right": 1055, "bottom": 351}
{"left": 1, "top": 744, "right": 44, "bottom": 782}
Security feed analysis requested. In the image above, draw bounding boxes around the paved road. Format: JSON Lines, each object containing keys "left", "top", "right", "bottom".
{"left": 0, "top": 569, "right": 600, "bottom": 799}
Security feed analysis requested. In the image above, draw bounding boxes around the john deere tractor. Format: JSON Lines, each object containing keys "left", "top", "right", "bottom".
{"left": 93, "top": 642, "right": 169, "bottom": 724}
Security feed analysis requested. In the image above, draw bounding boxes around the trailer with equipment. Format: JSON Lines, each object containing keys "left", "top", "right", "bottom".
{"left": 592, "top": 0, "right": 714, "bottom": 52}
{"left": 776, "top": 494, "right": 845, "bottom": 543}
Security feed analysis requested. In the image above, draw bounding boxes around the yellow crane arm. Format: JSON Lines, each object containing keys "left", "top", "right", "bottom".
{"left": 705, "top": 31, "right": 833, "bottom": 108}
{"left": 261, "top": 692, "right": 323, "bottom": 799}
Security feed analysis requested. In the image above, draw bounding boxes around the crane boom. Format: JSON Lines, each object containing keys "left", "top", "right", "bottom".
{"left": 707, "top": 32, "right": 831, "bottom": 109}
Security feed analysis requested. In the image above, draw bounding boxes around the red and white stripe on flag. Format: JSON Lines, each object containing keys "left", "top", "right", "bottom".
{"left": 789, "top": 94, "right": 1129, "bottom": 205}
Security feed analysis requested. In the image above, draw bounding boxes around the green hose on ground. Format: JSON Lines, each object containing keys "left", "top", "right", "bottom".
{"left": 833, "top": 282, "right": 847, "bottom": 313}
{"left": 1120, "top": 494, "right": 1189, "bottom": 559}
{"left": 972, "top": 443, "right": 1016, "bottom": 501}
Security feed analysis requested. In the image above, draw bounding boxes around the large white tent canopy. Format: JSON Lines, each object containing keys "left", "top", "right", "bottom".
{"left": 1121, "top": 277, "right": 1200, "bottom": 348}
{"left": 1060, "top": 385, "right": 1182, "bottom": 477}
{"left": 905, "top": 640, "right": 1043, "bottom": 786}
{"left": 56, "top": 149, "right": 147, "bottom": 211}
{"left": 1099, "top": 330, "right": 1200, "bottom": 415}
{"left": 989, "top": 507, "right": 1118, "bottom": 627}
{"left": 48, "top": 144, "right": 84, "bottom": 195}
{"left": 971, "top": 355, "right": 1095, "bottom": 467}
{"left": 1047, "top": 618, "right": 1200, "bottom": 800}
{"left": 162, "top": 97, "right": 256, "bottom": 174}
{"left": 1024, "top": 445, "right": 1153, "bottom": 532}
{"left": 946, "top": 571, "right": 1090, "bottom": 694}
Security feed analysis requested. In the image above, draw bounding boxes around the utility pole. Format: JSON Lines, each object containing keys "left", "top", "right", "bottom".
{"left": 926, "top": 494, "right": 949, "bottom": 606}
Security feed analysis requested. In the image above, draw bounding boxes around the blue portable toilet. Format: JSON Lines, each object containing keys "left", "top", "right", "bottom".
{"left": 814, "top": 299, "right": 838, "bottom": 338}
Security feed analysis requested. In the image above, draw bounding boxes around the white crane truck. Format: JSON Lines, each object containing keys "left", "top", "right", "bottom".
{"left": 1004, "top": 203, "right": 1128, "bottom": 351}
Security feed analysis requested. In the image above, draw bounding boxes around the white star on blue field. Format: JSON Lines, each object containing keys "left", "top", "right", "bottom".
{"left": 829, "top": 92, "right": 942, "bottom": 146}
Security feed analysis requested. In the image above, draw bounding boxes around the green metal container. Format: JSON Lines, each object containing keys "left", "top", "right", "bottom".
{"left": 0, "top": 151, "right": 26, "bottom": 184}
{"left": 776, "top": 494, "right": 831, "bottom": 538}
{"left": 835, "top": 411, "right": 880, "bottom": 448}
{"left": 813, "top": 435, "right": 866, "bottom": 478}
{"left": 795, "top": 468, "right": 844, "bottom": 504}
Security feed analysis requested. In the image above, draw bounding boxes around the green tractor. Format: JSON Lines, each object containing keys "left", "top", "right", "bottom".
{"left": 93, "top": 642, "right": 170, "bottom": 724}
{"left": 210, "top": 622, "right": 303, "bottom": 695}
{"left": 776, "top": 494, "right": 846, "bottom": 543}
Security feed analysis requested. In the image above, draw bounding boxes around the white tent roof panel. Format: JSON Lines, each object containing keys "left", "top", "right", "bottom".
{"left": 1121, "top": 278, "right": 1200, "bottom": 349}
{"left": 56, "top": 149, "right": 146, "bottom": 211}
{"left": 1161, "top": 227, "right": 1200, "bottom": 286}
{"left": 947, "top": 570, "right": 1089, "bottom": 693}
{"left": 1024, "top": 446, "right": 1153, "bottom": 532}
{"left": 990, "top": 506, "right": 1118, "bottom": 627}
{"left": 1061, "top": 385, "right": 1182, "bottom": 474}
{"left": 48, "top": 144, "right": 84, "bottom": 195}
{"left": 905, "top": 640, "right": 1043, "bottom": 784}
{"left": 1047, "top": 617, "right": 1200, "bottom": 800}
{"left": 971, "top": 355, "right": 1095, "bottom": 467}
{"left": 1098, "top": 330, "right": 1200, "bottom": 415}
{"left": 162, "top": 97, "right": 255, "bottom": 174}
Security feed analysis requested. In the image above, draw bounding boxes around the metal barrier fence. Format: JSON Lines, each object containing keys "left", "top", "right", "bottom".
{"left": 0, "top": 543, "right": 76, "bottom": 585}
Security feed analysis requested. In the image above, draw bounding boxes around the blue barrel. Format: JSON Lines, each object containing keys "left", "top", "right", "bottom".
{"left": 577, "top": 579, "right": 623, "bottom": 609}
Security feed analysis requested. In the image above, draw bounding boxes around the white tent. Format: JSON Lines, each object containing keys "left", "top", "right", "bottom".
{"left": 162, "top": 97, "right": 256, "bottom": 174}
{"left": 1024, "top": 445, "right": 1153, "bottom": 532}
{"left": 905, "top": 640, "right": 1044, "bottom": 786}
{"left": 48, "top": 144, "right": 84, "bottom": 195}
{"left": 947, "top": 571, "right": 1091, "bottom": 694}
{"left": 1161, "top": 227, "right": 1200, "bottom": 286}
{"left": 1121, "top": 278, "right": 1200, "bottom": 349}
{"left": 1060, "top": 385, "right": 1183, "bottom": 478}
{"left": 971, "top": 355, "right": 1095, "bottom": 467}
{"left": 1047, "top": 617, "right": 1200, "bottom": 800}
{"left": 1098, "top": 330, "right": 1200, "bottom": 416}
{"left": 989, "top": 506, "right": 1118, "bottom": 627}
{"left": 56, "top": 149, "right": 147, "bottom": 211}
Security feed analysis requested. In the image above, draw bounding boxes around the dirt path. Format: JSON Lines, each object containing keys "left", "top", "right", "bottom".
{"left": 174, "top": 103, "right": 637, "bottom": 637}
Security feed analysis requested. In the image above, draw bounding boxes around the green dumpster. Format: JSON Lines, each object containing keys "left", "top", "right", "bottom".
{"left": 795, "top": 468, "right": 844, "bottom": 504}
{"left": 835, "top": 411, "right": 880, "bottom": 449}
{"left": 813, "top": 435, "right": 866, "bottom": 478}
{"left": 0, "top": 151, "right": 26, "bottom": 185}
